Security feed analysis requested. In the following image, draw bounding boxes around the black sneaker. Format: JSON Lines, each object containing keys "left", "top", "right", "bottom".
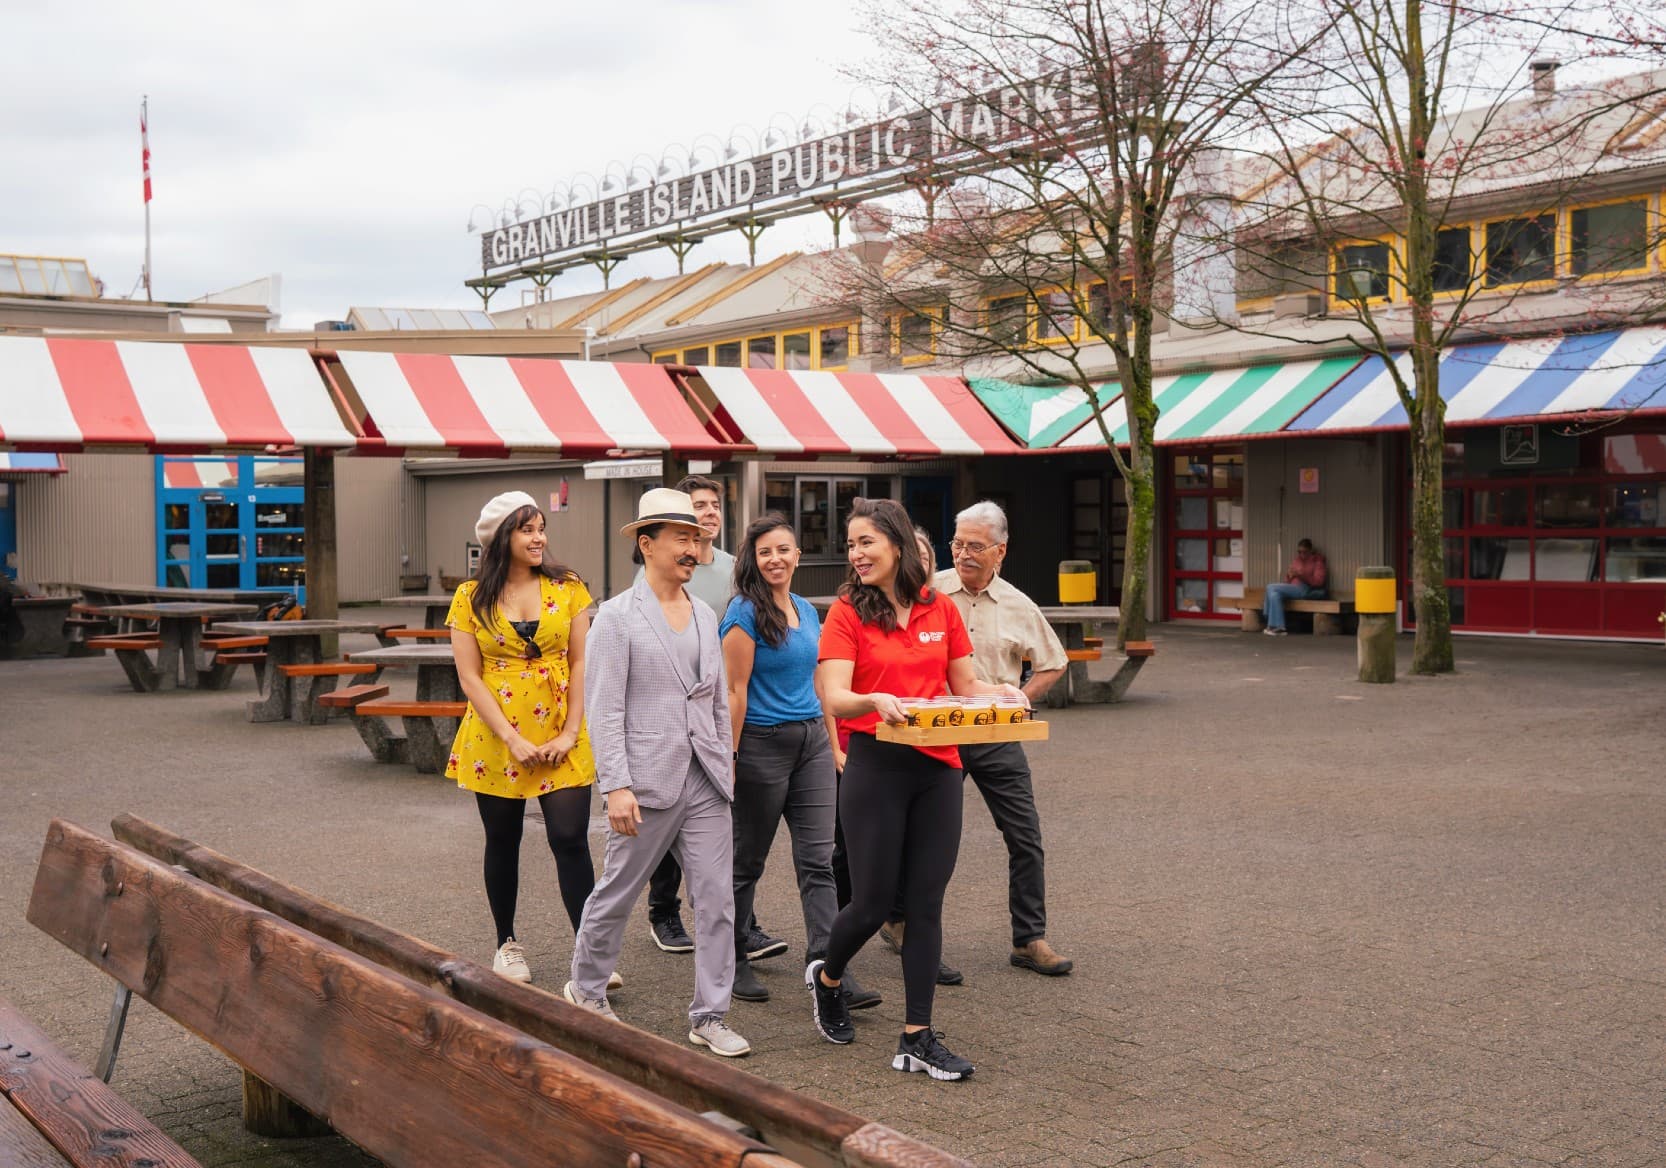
{"left": 841, "top": 971, "right": 882, "bottom": 1010}
{"left": 732, "top": 959, "right": 770, "bottom": 1003}
{"left": 745, "top": 924, "right": 789, "bottom": 962}
{"left": 936, "top": 960, "right": 964, "bottom": 987}
{"left": 892, "top": 1029, "right": 974, "bottom": 1081}
{"left": 805, "top": 960, "right": 854, "bottom": 1044}
{"left": 650, "top": 914, "right": 694, "bottom": 953}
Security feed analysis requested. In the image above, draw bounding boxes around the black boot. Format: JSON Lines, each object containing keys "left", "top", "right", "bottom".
{"left": 732, "top": 958, "right": 769, "bottom": 1003}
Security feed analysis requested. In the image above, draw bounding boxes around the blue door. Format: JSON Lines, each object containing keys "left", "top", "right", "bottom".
{"left": 904, "top": 476, "right": 955, "bottom": 567}
{"left": 156, "top": 457, "right": 306, "bottom": 600}
{"left": 0, "top": 483, "right": 16, "bottom": 581}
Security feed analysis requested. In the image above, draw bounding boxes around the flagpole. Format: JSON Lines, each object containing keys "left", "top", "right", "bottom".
{"left": 141, "top": 95, "right": 152, "bottom": 300}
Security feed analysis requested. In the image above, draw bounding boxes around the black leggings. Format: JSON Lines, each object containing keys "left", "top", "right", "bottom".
{"left": 476, "top": 787, "right": 596, "bottom": 945}
{"left": 824, "top": 734, "right": 964, "bottom": 1027}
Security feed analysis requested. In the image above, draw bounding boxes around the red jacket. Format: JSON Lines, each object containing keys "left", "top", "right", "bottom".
{"left": 1288, "top": 551, "right": 1328, "bottom": 589}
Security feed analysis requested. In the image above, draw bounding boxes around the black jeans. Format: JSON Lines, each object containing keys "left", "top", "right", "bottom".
{"left": 824, "top": 734, "right": 963, "bottom": 1027}
{"left": 731, "top": 718, "right": 838, "bottom": 960}
{"left": 647, "top": 851, "right": 683, "bottom": 922}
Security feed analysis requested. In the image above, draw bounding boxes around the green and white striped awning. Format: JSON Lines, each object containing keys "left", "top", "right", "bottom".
{"left": 971, "top": 357, "right": 1361, "bottom": 449}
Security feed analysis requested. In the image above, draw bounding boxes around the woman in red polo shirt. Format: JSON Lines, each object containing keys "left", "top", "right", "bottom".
{"left": 809, "top": 498, "right": 1025, "bottom": 1081}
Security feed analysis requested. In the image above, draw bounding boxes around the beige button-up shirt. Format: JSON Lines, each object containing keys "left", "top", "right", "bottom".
{"left": 934, "top": 569, "right": 1068, "bottom": 687}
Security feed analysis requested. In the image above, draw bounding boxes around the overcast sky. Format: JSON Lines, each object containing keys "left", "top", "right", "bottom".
{"left": 2, "top": 1, "right": 874, "bottom": 327}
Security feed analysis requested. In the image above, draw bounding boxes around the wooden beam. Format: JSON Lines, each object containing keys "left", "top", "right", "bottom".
{"left": 596, "top": 264, "right": 724, "bottom": 337}
{"left": 27, "top": 821, "right": 767, "bottom": 1168}
{"left": 0, "top": 997, "right": 202, "bottom": 1168}
{"left": 550, "top": 277, "right": 652, "bottom": 331}
{"left": 108, "top": 815, "right": 972, "bottom": 1168}
{"left": 665, "top": 253, "right": 801, "bottom": 327}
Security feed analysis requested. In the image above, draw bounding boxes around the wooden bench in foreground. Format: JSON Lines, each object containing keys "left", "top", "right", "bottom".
{"left": 25, "top": 815, "right": 968, "bottom": 1168}
{"left": 352, "top": 698, "right": 466, "bottom": 771}
{"left": 0, "top": 994, "right": 202, "bottom": 1167}
{"left": 1225, "top": 589, "right": 1356, "bottom": 634}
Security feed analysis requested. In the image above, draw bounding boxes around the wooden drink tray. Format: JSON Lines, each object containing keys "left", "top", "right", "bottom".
{"left": 875, "top": 721, "right": 1050, "bottom": 746}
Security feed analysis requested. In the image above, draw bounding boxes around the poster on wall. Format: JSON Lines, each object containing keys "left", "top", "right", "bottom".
{"left": 1298, "top": 467, "right": 1320, "bottom": 494}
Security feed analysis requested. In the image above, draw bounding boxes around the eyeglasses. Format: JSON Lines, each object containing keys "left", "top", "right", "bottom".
{"left": 949, "top": 539, "right": 1001, "bottom": 556}
{"left": 524, "top": 641, "right": 542, "bottom": 661}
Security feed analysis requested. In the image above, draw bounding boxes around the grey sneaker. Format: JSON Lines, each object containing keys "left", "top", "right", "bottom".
{"left": 688, "top": 1017, "right": 751, "bottom": 1058}
{"left": 492, "top": 939, "right": 531, "bottom": 983}
{"left": 561, "top": 980, "right": 619, "bottom": 1021}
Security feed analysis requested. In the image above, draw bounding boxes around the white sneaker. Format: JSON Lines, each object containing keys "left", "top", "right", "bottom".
{"left": 688, "top": 1017, "right": 751, "bottom": 1058}
{"left": 562, "top": 980, "right": 619, "bottom": 1021}
{"left": 492, "top": 940, "right": 531, "bottom": 982}
{"left": 607, "top": 970, "right": 624, "bottom": 992}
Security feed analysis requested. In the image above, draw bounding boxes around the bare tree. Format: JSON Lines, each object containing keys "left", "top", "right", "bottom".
{"left": 1229, "top": 0, "right": 1666, "bottom": 673}
{"left": 823, "top": 0, "right": 1328, "bottom": 644}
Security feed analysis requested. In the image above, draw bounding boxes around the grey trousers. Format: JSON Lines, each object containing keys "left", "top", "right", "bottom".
{"left": 732, "top": 718, "right": 838, "bottom": 960}
{"left": 571, "top": 763, "right": 736, "bottom": 1023}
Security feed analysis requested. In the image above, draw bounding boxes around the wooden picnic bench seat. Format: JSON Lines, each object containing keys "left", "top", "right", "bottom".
{"left": 352, "top": 698, "right": 467, "bottom": 771}
{"left": 381, "top": 627, "right": 452, "bottom": 641}
{"left": 273, "top": 661, "right": 383, "bottom": 724}
{"left": 1226, "top": 589, "right": 1356, "bottom": 634}
{"left": 314, "top": 683, "right": 390, "bottom": 724}
{"left": 1064, "top": 647, "right": 1102, "bottom": 662}
{"left": 84, "top": 636, "right": 161, "bottom": 653}
{"left": 0, "top": 994, "right": 202, "bottom": 1167}
{"left": 200, "top": 634, "right": 268, "bottom": 652}
{"left": 26, "top": 818, "right": 963, "bottom": 1168}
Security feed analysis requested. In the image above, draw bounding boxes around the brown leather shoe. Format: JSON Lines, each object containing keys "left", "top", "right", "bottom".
{"left": 1010, "top": 938, "right": 1074, "bottom": 976}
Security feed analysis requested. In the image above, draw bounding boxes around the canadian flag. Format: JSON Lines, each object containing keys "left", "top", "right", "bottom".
{"left": 141, "top": 104, "right": 152, "bottom": 203}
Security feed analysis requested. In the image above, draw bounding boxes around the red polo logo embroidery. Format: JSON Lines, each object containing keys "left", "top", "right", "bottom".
{"left": 918, "top": 631, "right": 945, "bottom": 644}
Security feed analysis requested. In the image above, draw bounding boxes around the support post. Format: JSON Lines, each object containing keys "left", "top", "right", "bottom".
{"left": 243, "top": 1071, "right": 333, "bottom": 1138}
{"left": 303, "top": 447, "right": 338, "bottom": 658}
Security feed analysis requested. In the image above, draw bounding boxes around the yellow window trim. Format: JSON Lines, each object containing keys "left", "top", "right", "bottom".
{"left": 1561, "top": 194, "right": 1657, "bottom": 281}
{"left": 814, "top": 321, "right": 859, "bottom": 371}
{"left": 1328, "top": 235, "right": 1401, "bottom": 309}
{"left": 1031, "top": 286, "right": 1079, "bottom": 346}
{"left": 890, "top": 307, "right": 944, "bottom": 365}
{"left": 1478, "top": 210, "right": 1558, "bottom": 291}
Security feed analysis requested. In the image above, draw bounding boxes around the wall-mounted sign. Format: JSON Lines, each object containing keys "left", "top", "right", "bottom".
{"left": 583, "top": 458, "right": 662, "bottom": 481}
{"left": 480, "top": 69, "right": 1108, "bottom": 276}
{"left": 1298, "top": 467, "right": 1320, "bottom": 494}
{"left": 1501, "top": 424, "right": 1540, "bottom": 466}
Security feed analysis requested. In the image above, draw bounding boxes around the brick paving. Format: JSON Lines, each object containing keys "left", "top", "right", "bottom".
{"left": 2, "top": 615, "right": 1664, "bottom": 1166}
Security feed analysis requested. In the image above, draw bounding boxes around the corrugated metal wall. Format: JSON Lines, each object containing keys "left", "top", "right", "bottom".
{"left": 334, "top": 458, "right": 407, "bottom": 602}
{"left": 15, "top": 454, "right": 155, "bottom": 588}
{"left": 1245, "top": 437, "right": 1389, "bottom": 594}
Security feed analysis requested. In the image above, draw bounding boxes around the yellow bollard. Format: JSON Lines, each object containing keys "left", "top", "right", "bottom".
{"left": 1355, "top": 567, "right": 1397, "bottom": 683}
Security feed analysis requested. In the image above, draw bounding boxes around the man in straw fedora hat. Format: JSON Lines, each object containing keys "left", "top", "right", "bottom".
{"left": 565, "top": 487, "right": 751, "bottom": 1057}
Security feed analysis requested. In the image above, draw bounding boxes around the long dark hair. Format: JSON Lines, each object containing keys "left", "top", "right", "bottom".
{"left": 838, "top": 497, "right": 930, "bottom": 631}
{"left": 471, "top": 503, "right": 579, "bottom": 624}
{"left": 732, "top": 512, "right": 797, "bottom": 649}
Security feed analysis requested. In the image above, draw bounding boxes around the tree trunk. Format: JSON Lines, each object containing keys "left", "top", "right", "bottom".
{"left": 1408, "top": 365, "right": 1454, "bottom": 674}
{"left": 1119, "top": 460, "right": 1154, "bottom": 646}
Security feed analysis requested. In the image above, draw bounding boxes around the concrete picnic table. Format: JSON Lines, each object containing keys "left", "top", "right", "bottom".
{"left": 377, "top": 595, "right": 456, "bottom": 629}
{"left": 96, "top": 603, "right": 258, "bottom": 692}
{"left": 63, "top": 581, "right": 291, "bottom": 609}
{"left": 8, "top": 595, "right": 78, "bottom": 658}
{"left": 344, "top": 642, "right": 463, "bottom": 772}
{"left": 210, "top": 619, "right": 390, "bottom": 723}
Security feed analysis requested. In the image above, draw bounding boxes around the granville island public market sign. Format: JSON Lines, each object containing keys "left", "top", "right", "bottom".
{"left": 480, "top": 71, "right": 1104, "bottom": 274}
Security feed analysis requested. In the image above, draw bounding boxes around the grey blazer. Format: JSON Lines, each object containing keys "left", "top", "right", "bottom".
{"left": 584, "top": 576, "right": 733, "bottom": 808}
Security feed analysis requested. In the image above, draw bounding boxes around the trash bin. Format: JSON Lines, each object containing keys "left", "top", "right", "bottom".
{"left": 1059, "top": 560, "right": 1096, "bottom": 605}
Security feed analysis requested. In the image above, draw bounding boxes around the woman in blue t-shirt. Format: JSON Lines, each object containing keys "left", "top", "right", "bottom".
{"left": 720, "top": 512, "right": 840, "bottom": 1005}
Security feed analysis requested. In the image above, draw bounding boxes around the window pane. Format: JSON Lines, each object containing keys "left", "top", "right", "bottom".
{"left": 1432, "top": 227, "right": 1471, "bottom": 293}
{"left": 1535, "top": 482, "right": 1599, "bottom": 528}
{"left": 0, "top": 258, "right": 21, "bottom": 293}
{"left": 746, "top": 337, "right": 777, "bottom": 369}
{"left": 1211, "top": 454, "right": 1243, "bottom": 489}
{"left": 986, "top": 296, "right": 1027, "bottom": 346}
{"left": 255, "top": 502, "right": 303, "bottom": 528}
{"left": 652, "top": 352, "right": 677, "bottom": 365}
{"left": 1604, "top": 535, "right": 1666, "bottom": 582}
{"left": 1534, "top": 538, "right": 1597, "bottom": 581}
{"left": 1484, "top": 215, "right": 1555, "bottom": 285}
{"left": 42, "top": 261, "right": 70, "bottom": 295}
{"left": 1606, "top": 482, "right": 1666, "bottom": 527}
{"left": 714, "top": 341, "right": 742, "bottom": 367}
{"left": 1037, "top": 290, "right": 1074, "bottom": 340}
{"left": 1570, "top": 201, "right": 1648, "bottom": 275}
{"left": 256, "top": 562, "right": 304, "bottom": 587}
{"left": 1472, "top": 487, "right": 1528, "bottom": 527}
{"left": 66, "top": 263, "right": 95, "bottom": 296}
{"left": 899, "top": 311, "right": 936, "bottom": 358}
{"left": 164, "top": 503, "right": 192, "bottom": 531}
{"left": 206, "top": 564, "right": 240, "bottom": 588}
{"left": 818, "top": 326, "right": 850, "bottom": 367}
{"left": 206, "top": 533, "right": 239, "bottom": 557}
{"left": 204, "top": 502, "right": 240, "bottom": 529}
{"left": 1174, "top": 579, "right": 1209, "bottom": 613}
{"left": 1177, "top": 497, "right": 1209, "bottom": 530}
{"left": 798, "top": 480, "right": 829, "bottom": 556}
{"left": 834, "top": 479, "right": 864, "bottom": 548}
{"left": 255, "top": 533, "right": 304, "bottom": 558}
{"left": 1444, "top": 536, "right": 1465, "bottom": 579}
{"left": 1335, "top": 242, "right": 1391, "bottom": 299}
{"left": 1175, "top": 538, "right": 1208, "bottom": 571}
{"left": 1443, "top": 487, "right": 1463, "bottom": 528}
{"left": 1469, "top": 536, "right": 1530, "bottom": 579}
{"left": 683, "top": 346, "right": 711, "bottom": 366}
{"left": 1173, "top": 454, "right": 1209, "bottom": 488}
{"left": 782, "top": 332, "right": 811, "bottom": 370}
{"left": 18, "top": 260, "right": 45, "bottom": 293}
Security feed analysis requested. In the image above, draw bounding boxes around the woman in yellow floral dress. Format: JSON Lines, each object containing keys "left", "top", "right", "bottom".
{"left": 447, "top": 491, "right": 606, "bottom": 985}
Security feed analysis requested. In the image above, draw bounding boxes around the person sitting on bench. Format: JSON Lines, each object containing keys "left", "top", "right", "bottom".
{"left": 1263, "top": 539, "right": 1328, "bottom": 636}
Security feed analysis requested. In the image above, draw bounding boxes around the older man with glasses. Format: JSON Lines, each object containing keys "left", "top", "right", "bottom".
{"left": 879, "top": 500, "right": 1075, "bottom": 979}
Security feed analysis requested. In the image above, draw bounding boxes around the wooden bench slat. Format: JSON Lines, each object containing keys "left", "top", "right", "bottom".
{"left": 28, "top": 821, "right": 770, "bottom": 1168}
{"left": 83, "top": 638, "right": 159, "bottom": 652}
{"left": 383, "top": 627, "right": 452, "bottom": 641}
{"left": 0, "top": 998, "right": 202, "bottom": 1168}
{"left": 1064, "top": 648, "right": 1102, "bottom": 662}
{"left": 214, "top": 652, "right": 267, "bottom": 665}
{"left": 109, "top": 815, "right": 970, "bottom": 1168}
{"left": 274, "top": 662, "right": 378, "bottom": 678}
{"left": 355, "top": 698, "right": 467, "bottom": 718}
{"left": 1124, "top": 641, "right": 1157, "bottom": 658}
{"left": 201, "top": 635, "right": 268, "bottom": 651}
{"left": 315, "top": 684, "right": 391, "bottom": 709}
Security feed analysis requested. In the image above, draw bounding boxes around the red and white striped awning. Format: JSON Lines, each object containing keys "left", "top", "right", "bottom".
{"left": 690, "top": 367, "right": 1022, "bottom": 457}
{"left": 0, "top": 336, "right": 359, "bottom": 451}
{"left": 334, "top": 351, "right": 728, "bottom": 455}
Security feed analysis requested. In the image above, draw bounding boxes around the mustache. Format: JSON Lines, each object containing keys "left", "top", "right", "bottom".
{"left": 675, "top": 555, "right": 699, "bottom": 567}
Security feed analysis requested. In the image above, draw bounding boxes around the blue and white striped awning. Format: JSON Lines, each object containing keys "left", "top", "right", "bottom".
{"left": 1290, "top": 326, "right": 1666, "bottom": 433}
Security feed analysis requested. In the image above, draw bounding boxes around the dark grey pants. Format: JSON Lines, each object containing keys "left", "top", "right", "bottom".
{"left": 962, "top": 741, "right": 1048, "bottom": 946}
{"left": 731, "top": 718, "right": 838, "bottom": 960}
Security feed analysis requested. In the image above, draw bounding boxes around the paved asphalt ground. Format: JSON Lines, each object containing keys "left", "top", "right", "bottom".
{"left": 2, "top": 614, "right": 1663, "bottom": 1167}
